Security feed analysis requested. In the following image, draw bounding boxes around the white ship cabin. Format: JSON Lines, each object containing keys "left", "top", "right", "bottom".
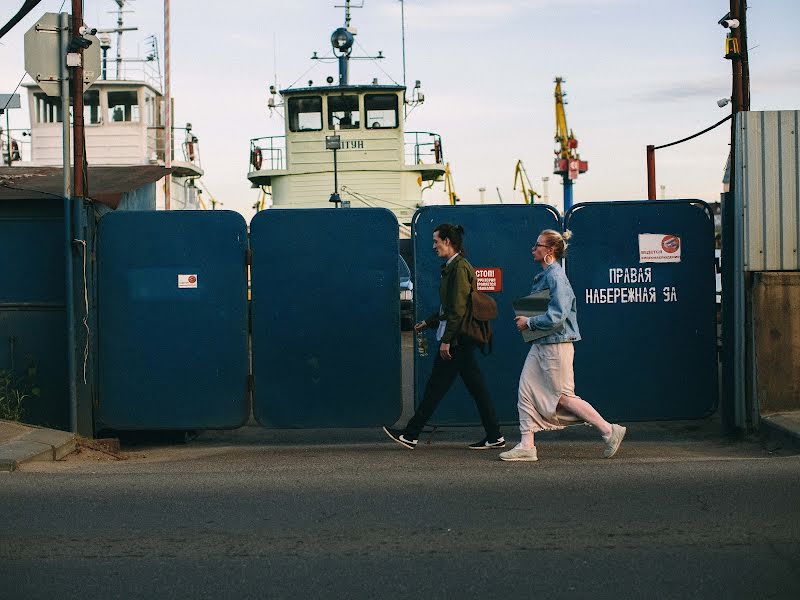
{"left": 247, "top": 84, "right": 445, "bottom": 226}
{"left": 22, "top": 79, "right": 203, "bottom": 210}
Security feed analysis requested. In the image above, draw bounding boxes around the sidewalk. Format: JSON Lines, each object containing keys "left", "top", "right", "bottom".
{"left": 0, "top": 420, "right": 75, "bottom": 472}
{"left": 760, "top": 410, "right": 800, "bottom": 453}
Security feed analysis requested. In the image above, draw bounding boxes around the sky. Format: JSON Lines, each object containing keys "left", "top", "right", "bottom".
{"left": 2, "top": 0, "right": 799, "bottom": 219}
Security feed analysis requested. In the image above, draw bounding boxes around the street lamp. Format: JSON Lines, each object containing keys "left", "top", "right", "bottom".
{"left": 326, "top": 133, "right": 342, "bottom": 207}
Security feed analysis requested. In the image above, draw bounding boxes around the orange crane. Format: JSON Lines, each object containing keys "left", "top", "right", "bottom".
{"left": 553, "top": 76, "right": 588, "bottom": 210}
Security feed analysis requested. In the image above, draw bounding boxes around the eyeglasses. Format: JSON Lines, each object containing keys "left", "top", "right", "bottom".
{"left": 535, "top": 243, "right": 550, "bottom": 248}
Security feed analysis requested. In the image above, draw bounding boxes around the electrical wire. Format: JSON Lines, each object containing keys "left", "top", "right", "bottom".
{"left": 74, "top": 238, "right": 89, "bottom": 385}
{"left": 1, "top": 73, "right": 27, "bottom": 112}
{"left": 340, "top": 185, "right": 413, "bottom": 211}
{"left": 0, "top": 181, "right": 67, "bottom": 199}
{"left": 286, "top": 51, "right": 334, "bottom": 89}
{"left": 354, "top": 39, "right": 400, "bottom": 85}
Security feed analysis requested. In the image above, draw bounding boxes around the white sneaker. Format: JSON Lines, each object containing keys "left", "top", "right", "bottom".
{"left": 499, "top": 444, "right": 538, "bottom": 462}
{"left": 603, "top": 424, "right": 626, "bottom": 458}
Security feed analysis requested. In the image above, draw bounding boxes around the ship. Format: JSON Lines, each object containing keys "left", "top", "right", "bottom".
{"left": 2, "top": 0, "right": 204, "bottom": 211}
{"left": 246, "top": 0, "right": 446, "bottom": 235}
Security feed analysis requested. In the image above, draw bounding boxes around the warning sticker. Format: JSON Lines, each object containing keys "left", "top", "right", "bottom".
{"left": 639, "top": 234, "right": 681, "bottom": 263}
{"left": 475, "top": 267, "right": 502, "bottom": 292}
{"left": 178, "top": 274, "right": 198, "bottom": 288}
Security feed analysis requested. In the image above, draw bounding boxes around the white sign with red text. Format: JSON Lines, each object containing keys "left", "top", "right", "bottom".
{"left": 639, "top": 234, "right": 681, "bottom": 263}
{"left": 178, "top": 274, "right": 198, "bottom": 289}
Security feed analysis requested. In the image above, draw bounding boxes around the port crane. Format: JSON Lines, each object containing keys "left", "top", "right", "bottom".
{"left": 513, "top": 160, "right": 541, "bottom": 204}
{"left": 553, "top": 76, "right": 588, "bottom": 211}
{"left": 443, "top": 162, "right": 460, "bottom": 205}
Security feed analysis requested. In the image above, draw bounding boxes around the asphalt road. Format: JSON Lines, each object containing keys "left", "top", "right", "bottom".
{"left": 2, "top": 422, "right": 799, "bottom": 599}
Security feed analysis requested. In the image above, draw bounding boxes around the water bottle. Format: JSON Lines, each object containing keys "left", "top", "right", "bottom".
{"left": 416, "top": 332, "right": 428, "bottom": 357}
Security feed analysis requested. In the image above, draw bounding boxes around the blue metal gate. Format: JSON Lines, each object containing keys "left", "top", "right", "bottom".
{"left": 95, "top": 211, "right": 250, "bottom": 430}
{"left": 412, "top": 205, "right": 562, "bottom": 425}
{"left": 564, "top": 200, "right": 717, "bottom": 420}
{"left": 0, "top": 199, "right": 68, "bottom": 429}
{"left": 250, "top": 208, "right": 402, "bottom": 428}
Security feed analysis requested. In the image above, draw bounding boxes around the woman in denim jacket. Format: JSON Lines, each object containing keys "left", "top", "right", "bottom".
{"left": 499, "top": 229, "right": 626, "bottom": 462}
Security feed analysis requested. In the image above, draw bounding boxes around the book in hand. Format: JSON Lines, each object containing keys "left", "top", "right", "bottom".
{"left": 513, "top": 290, "right": 564, "bottom": 342}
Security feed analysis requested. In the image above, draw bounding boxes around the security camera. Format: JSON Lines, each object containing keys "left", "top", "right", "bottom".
{"left": 719, "top": 18, "right": 739, "bottom": 29}
{"left": 269, "top": 85, "right": 276, "bottom": 94}
{"left": 79, "top": 26, "right": 97, "bottom": 36}
{"left": 717, "top": 97, "right": 731, "bottom": 108}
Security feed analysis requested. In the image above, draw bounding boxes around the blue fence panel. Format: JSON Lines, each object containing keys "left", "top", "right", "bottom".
{"left": 412, "top": 205, "right": 562, "bottom": 426}
{"left": 564, "top": 200, "right": 717, "bottom": 420}
{"left": 0, "top": 199, "right": 68, "bottom": 429}
{"left": 96, "top": 211, "right": 250, "bottom": 430}
{"left": 250, "top": 208, "right": 402, "bottom": 428}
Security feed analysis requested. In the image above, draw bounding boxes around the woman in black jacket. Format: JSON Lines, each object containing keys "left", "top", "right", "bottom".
{"left": 383, "top": 223, "right": 504, "bottom": 450}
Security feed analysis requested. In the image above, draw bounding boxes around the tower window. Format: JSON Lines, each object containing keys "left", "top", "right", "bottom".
{"left": 328, "top": 95, "right": 360, "bottom": 129}
{"left": 365, "top": 94, "right": 398, "bottom": 129}
{"left": 288, "top": 96, "right": 323, "bottom": 132}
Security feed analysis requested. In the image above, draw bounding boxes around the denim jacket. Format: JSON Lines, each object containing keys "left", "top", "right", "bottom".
{"left": 526, "top": 261, "right": 581, "bottom": 344}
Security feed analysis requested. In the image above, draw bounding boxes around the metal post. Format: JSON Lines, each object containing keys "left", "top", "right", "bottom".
{"left": 333, "top": 148, "right": 339, "bottom": 207}
{"left": 646, "top": 144, "right": 656, "bottom": 200}
{"left": 164, "top": 0, "right": 171, "bottom": 209}
{"left": 4, "top": 110, "right": 10, "bottom": 166}
{"left": 562, "top": 176, "right": 573, "bottom": 212}
{"left": 60, "top": 12, "right": 77, "bottom": 434}
{"left": 400, "top": 0, "right": 407, "bottom": 117}
{"left": 72, "top": 0, "right": 86, "bottom": 199}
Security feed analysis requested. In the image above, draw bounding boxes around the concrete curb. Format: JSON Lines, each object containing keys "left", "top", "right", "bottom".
{"left": 760, "top": 412, "right": 800, "bottom": 454}
{"left": 0, "top": 425, "right": 76, "bottom": 472}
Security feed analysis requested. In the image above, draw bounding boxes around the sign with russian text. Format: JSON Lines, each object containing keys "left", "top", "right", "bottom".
{"left": 178, "top": 274, "right": 198, "bottom": 289}
{"left": 639, "top": 233, "right": 681, "bottom": 263}
{"left": 475, "top": 267, "right": 502, "bottom": 292}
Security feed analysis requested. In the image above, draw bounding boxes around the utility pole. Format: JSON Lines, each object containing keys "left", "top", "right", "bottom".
{"left": 71, "top": 0, "right": 86, "bottom": 198}
{"left": 729, "top": 0, "right": 744, "bottom": 115}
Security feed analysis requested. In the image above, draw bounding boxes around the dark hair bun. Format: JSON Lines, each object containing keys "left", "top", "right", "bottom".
{"left": 455, "top": 225, "right": 464, "bottom": 234}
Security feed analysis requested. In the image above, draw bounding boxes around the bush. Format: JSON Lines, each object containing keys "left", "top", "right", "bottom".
{"left": 0, "top": 365, "right": 40, "bottom": 422}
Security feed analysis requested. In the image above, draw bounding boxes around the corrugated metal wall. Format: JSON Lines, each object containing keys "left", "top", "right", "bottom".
{"left": 736, "top": 110, "right": 799, "bottom": 271}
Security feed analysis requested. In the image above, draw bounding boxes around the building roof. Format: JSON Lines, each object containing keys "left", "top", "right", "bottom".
{"left": 280, "top": 84, "right": 405, "bottom": 95}
{"left": 0, "top": 165, "right": 169, "bottom": 208}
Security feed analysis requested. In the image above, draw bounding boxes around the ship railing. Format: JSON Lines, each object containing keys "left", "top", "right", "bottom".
{"left": 404, "top": 131, "right": 443, "bottom": 166}
{"left": 146, "top": 127, "right": 203, "bottom": 169}
{"left": 101, "top": 60, "right": 163, "bottom": 91}
{"left": 249, "top": 136, "right": 286, "bottom": 171}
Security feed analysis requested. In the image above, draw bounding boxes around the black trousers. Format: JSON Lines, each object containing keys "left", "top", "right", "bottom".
{"left": 406, "top": 339, "right": 501, "bottom": 440}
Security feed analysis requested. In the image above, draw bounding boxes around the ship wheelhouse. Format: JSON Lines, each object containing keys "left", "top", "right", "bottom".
{"left": 22, "top": 79, "right": 203, "bottom": 210}
{"left": 247, "top": 83, "right": 445, "bottom": 226}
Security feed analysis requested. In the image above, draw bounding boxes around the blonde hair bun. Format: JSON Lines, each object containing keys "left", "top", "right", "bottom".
{"left": 562, "top": 229, "right": 573, "bottom": 241}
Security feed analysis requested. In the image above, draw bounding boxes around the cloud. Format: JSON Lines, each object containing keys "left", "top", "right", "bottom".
{"left": 635, "top": 78, "right": 730, "bottom": 103}
{"left": 378, "top": 0, "right": 634, "bottom": 27}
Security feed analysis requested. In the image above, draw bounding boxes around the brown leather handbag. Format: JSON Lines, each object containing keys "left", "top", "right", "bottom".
{"left": 460, "top": 279, "right": 498, "bottom": 353}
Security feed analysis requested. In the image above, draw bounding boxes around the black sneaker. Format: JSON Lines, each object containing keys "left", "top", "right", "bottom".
{"left": 468, "top": 436, "right": 506, "bottom": 449}
{"left": 382, "top": 426, "right": 418, "bottom": 449}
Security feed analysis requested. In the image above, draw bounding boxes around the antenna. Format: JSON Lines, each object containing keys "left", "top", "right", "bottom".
{"left": 273, "top": 32, "right": 278, "bottom": 89}
{"left": 95, "top": 0, "right": 139, "bottom": 80}
{"left": 334, "top": 0, "right": 364, "bottom": 27}
{"left": 400, "top": 1, "right": 407, "bottom": 89}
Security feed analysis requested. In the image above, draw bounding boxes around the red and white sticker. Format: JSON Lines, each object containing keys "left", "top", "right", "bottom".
{"left": 475, "top": 267, "right": 502, "bottom": 292}
{"left": 638, "top": 234, "right": 681, "bottom": 263}
{"left": 178, "top": 274, "right": 198, "bottom": 289}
